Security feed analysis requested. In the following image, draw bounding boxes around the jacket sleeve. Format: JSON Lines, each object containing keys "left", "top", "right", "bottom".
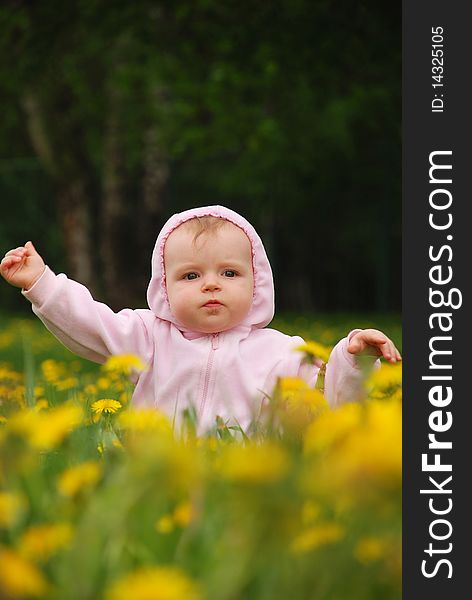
{"left": 324, "top": 330, "right": 380, "bottom": 407}
{"left": 22, "top": 266, "right": 154, "bottom": 365}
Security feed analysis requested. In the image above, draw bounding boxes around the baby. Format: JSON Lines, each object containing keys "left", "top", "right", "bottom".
{"left": 1, "top": 205, "right": 400, "bottom": 434}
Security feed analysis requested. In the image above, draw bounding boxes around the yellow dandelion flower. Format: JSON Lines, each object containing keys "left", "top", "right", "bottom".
{"left": 355, "top": 536, "right": 386, "bottom": 564}
{"left": 91, "top": 399, "right": 122, "bottom": 416}
{"left": 173, "top": 501, "right": 194, "bottom": 527}
{"left": 118, "top": 408, "right": 172, "bottom": 433}
{"left": 304, "top": 398, "right": 402, "bottom": 499}
{"left": 0, "top": 331, "right": 14, "bottom": 349}
{"left": 156, "top": 515, "right": 175, "bottom": 534}
{"left": 19, "top": 522, "right": 73, "bottom": 562}
{"left": 97, "top": 377, "right": 111, "bottom": 390}
{"left": 41, "top": 359, "right": 66, "bottom": 383}
{"left": 296, "top": 341, "right": 332, "bottom": 363}
{"left": 35, "top": 399, "right": 49, "bottom": 411}
{"left": 102, "top": 354, "right": 147, "bottom": 376}
{"left": 84, "top": 384, "right": 98, "bottom": 395}
{"left": 57, "top": 461, "right": 102, "bottom": 497}
{"left": 301, "top": 500, "right": 321, "bottom": 525}
{"left": 277, "top": 377, "right": 328, "bottom": 429}
{"left": 290, "top": 523, "right": 344, "bottom": 555}
{"left": 54, "top": 376, "right": 79, "bottom": 391}
{"left": 338, "top": 399, "right": 402, "bottom": 480}
{"left": 0, "top": 547, "right": 49, "bottom": 598}
{"left": 0, "top": 365, "right": 23, "bottom": 383}
{"left": 34, "top": 386, "right": 44, "bottom": 398}
{"left": 0, "top": 492, "right": 25, "bottom": 528}
{"left": 8, "top": 404, "right": 83, "bottom": 450}
{"left": 278, "top": 377, "right": 309, "bottom": 395}
{"left": 367, "top": 363, "right": 402, "bottom": 393}
{"left": 105, "top": 566, "right": 200, "bottom": 600}
{"left": 218, "top": 442, "right": 289, "bottom": 484}
{"left": 304, "top": 401, "right": 362, "bottom": 454}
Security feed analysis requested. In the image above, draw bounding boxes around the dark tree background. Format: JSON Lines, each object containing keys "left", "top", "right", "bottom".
{"left": 0, "top": 0, "right": 400, "bottom": 313}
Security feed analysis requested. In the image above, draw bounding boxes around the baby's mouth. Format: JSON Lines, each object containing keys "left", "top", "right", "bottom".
{"left": 203, "top": 300, "right": 222, "bottom": 307}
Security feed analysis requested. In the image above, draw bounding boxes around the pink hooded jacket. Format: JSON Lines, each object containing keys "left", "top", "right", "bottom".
{"left": 23, "top": 205, "right": 374, "bottom": 434}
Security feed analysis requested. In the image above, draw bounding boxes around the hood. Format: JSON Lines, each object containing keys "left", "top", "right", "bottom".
{"left": 146, "top": 205, "right": 274, "bottom": 331}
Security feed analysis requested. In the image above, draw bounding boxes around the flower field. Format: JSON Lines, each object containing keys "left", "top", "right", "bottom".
{"left": 0, "top": 315, "right": 401, "bottom": 600}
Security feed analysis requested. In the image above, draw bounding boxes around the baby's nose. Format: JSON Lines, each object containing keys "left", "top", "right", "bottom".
{"left": 202, "top": 278, "right": 221, "bottom": 292}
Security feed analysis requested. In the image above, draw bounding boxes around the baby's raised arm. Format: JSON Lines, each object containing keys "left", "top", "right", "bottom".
{"left": 1, "top": 242, "right": 153, "bottom": 367}
{"left": 0, "top": 242, "right": 45, "bottom": 290}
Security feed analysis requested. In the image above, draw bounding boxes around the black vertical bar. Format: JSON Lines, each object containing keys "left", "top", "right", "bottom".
{"left": 403, "top": 1, "right": 471, "bottom": 597}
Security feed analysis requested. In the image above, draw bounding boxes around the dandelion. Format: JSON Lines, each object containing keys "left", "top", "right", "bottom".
{"left": 296, "top": 340, "right": 332, "bottom": 363}
{"left": 303, "top": 402, "right": 362, "bottom": 454}
{"left": 91, "top": 399, "right": 122, "bottom": 416}
{"left": 301, "top": 500, "right": 321, "bottom": 525}
{"left": 303, "top": 398, "right": 402, "bottom": 499}
{"left": 54, "top": 376, "right": 79, "bottom": 391}
{"left": 118, "top": 408, "right": 171, "bottom": 433}
{"left": 367, "top": 362, "right": 402, "bottom": 396}
{"left": 102, "top": 354, "right": 147, "bottom": 376}
{"left": 0, "top": 492, "right": 25, "bottom": 528}
{"left": 173, "top": 501, "right": 194, "bottom": 527}
{"left": 97, "top": 377, "right": 112, "bottom": 390}
{"left": 35, "top": 399, "right": 49, "bottom": 411}
{"left": 8, "top": 403, "right": 83, "bottom": 450}
{"left": 57, "top": 461, "right": 102, "bottom": 497}
{"left": 276, "top": 377, "right": 328, "bottom": 431}
{"left": 355, "top": 536, "right": 386, "bottom": 564}
{"left": 41, "top": 359, "right": 66, "bottom": 383}
{"left": 19, "top": 522, "right": 73, "bottom": 562}
{"left": 105, "top": 566, "right": 200, "bottom": 600}
{"left": 0, "top": 547, "right": 49, "bottom": 598}
{"left": 218, "top": 442, "right": 289, "bottom": 484}
{"left": 290, "top": 523, "right": 344, "bottom": 554}
{"left": 156, "top": 515, "right": 174, "bottom": 534}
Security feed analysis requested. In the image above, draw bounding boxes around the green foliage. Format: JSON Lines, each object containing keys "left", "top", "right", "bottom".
{"left": 0, "top": 1, "right": 400, "bottom": 312}
{"left": 0, "top": 313, "right": 401, "bottom": 599}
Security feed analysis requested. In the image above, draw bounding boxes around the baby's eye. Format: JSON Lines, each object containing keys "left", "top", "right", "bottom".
{"left": 223, "top": 270, "right": 236, "bottom": 277}
{"left": 184, "top": 272, "right": 199, "bottom": 280}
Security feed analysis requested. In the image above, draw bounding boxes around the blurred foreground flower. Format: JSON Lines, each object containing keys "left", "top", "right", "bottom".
{"left": 102, "top": 354, "right": 147, "bottom": 376}
{"left": 303, "top": 398, "right": 402, "bottom": 501}
{"left": 276, "top": 377, "right": 328, "bottom": 432}
{"left": 19, "top": 522, "right": 74, "bottom": 562}
{"left": 296, "top": 340, "right": 332, "bottom": 363}
{"left": 0, "top": 492, "right": 26, "bottom": 528}
{"left": 8, "top": 403, "right": 83, "bottom": 450}
{"left": 117, "top": 408, "right": 172, "bottom": 433}
{"left": 217, "top": 442, "right": 289, "bottom": 484}
{"left": 0, "top": 547, "right": 49, "bottom": 598}
{"left": 57, "top": 461, "right": 102, "bottom": 498}
{"left": 290, "top": 523, "right": 344, "bottom": 555}
{"left": 105, "top": 566, "right": 200, "bottom": 600}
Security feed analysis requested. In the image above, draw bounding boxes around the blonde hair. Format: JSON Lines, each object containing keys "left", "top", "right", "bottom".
{"left": 181, "top": 216, "right": 230, "bottom": 245}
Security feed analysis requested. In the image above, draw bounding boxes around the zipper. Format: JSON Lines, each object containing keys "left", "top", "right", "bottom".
{"left": 199, "top": 333, "right": 219, "bottom": 417}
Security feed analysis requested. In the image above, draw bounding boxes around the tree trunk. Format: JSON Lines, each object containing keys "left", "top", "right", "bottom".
{"left": 138, "top": 117, "right": 169, "bottom": 291}
{"left": 22, "top": 92, "right": 96, "bottom": 291}
{"left": 57, "top": 179, "right": 97, "bottom": 291}
{"left": 99, "top": 90, "right": 130, "bottom": 310}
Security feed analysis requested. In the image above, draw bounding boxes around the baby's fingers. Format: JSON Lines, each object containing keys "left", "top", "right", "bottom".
{"left": 380, "top": 340, "right": 401, "bottom": 363}
{"left": 1, "top": 255, "right": 23, "bottom": 269}
{"left": 4, "top": 246, "right": 27, "bottom": 258}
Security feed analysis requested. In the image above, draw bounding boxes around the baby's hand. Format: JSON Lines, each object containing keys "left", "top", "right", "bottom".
{"left": 0, "top": 241, "right": 45, "bottom": 290}
{"left": 347, "top": 328, "right": 402, "bottom": 364}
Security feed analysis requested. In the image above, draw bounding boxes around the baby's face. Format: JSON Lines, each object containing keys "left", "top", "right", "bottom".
{"left": 164, "top": 222, "right": 254, "bottom": 334}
